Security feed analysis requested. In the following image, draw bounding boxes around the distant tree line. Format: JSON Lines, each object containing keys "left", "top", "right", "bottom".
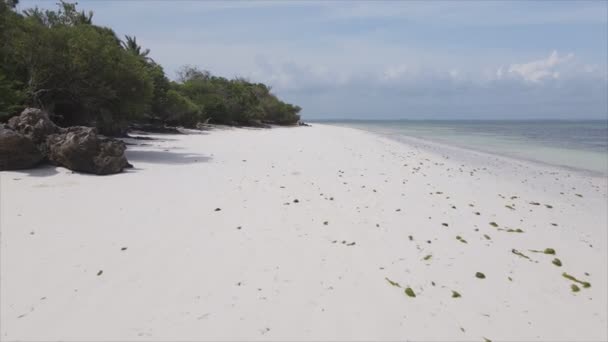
{"left": 0, "top": 0, "right": 302, "bottom": 135}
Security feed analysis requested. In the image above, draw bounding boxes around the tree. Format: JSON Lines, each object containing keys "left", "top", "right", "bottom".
{"left": 121, "top": 35, "right": 153, "bottom": 63}
{"left": 3, "top": 2, "right": 153, "bottom": 134}
{"left": 0, "top": 1, "right": 301, "bottom": 131}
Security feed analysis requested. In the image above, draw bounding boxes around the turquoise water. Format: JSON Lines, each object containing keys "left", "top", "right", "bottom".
{"left": 319, "top": 120, "right": 608, "bottom": 175}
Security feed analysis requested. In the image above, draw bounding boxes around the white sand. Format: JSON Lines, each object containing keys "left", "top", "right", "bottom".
{"left": 1, "top": 124, "right": 606, "bottom": 341}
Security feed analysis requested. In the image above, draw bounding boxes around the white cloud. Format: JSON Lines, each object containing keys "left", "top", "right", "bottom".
{"left": 500, "top": 50, "right": 574, "bottom": 82}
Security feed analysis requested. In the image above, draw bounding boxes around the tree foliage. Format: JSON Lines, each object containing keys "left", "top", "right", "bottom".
{"left": 0, "top": 1, "right": 302, "bottom": 133}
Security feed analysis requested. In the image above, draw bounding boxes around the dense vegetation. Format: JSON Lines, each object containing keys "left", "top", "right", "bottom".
{"left": 0, "top": 0, "right": 301, "bottom": 135}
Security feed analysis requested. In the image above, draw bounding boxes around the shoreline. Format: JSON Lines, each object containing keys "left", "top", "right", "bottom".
{"left": 317, "top": 121, "right": 608, "bottom": 178}
{"left": 1, "top": 124, "right": 606, "bottom": 341}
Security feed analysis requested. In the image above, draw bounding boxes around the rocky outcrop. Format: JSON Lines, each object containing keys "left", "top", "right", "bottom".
{"left": 0, "top": 108, "right": 131, "bottom": 175}
{"left": 7, "top": 108, "right": 62, "bottom": 144}
{"left": 0, "top": 125, "right": 45, "bottom": 170}
{"left": 46, "top": 126, "right": 131, "bottom": 175}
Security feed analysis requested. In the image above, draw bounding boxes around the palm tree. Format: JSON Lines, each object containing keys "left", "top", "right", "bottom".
{"left": 121, "top": 35, "right": 153, "bottom": 63}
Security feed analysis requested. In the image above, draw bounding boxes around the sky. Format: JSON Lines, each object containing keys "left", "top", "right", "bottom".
{"left": 20, "top": 0, "right": 608, "bottom": 120}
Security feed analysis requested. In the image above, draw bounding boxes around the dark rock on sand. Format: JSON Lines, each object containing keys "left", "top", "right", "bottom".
{"left": 7, "top": 108, "right": 62, "bottom": 144}
{"left": 0, "top": 125, "right": 44, "bottom": 170}
{"left": 47, "top": 126, "right": 130, "bottom": 175}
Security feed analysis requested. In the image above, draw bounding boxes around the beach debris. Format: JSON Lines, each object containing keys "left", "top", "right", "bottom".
{"left": 483, "top": 234, "right": 491, "bottom": 240}
{"left": 346, "top": 242, "right": 356, "bottom": 246}
{"left": 408, "top": 235, "right": 413, "bottom": 241}
{"left": 323, "top": 221, "right": 329, "bottom": 225}
{"left": 236, "top": 226, "right": 242, "bottom": 230}
{"left": 505, "top": 205, "right": 515, "bottom": 210}
{"left": 121, "top": 247, "right": 127, "bottom": 251}
{"left": 511, "top": 249, "right": 530, "bottom": 259}
{"left": 575, "top": 193, "right": 583, "bottom": 197}
{"left": 293, "top": 199, "right": 299, "bottom": 203}
{"left": 452, "top": 290, "right": 461, "bottom": 298}
{"left": 529, "top": 202, "right": 541, "bottom": 206}
{"left": 475, "top": 212, "right": 481, "bottom": 215}
{"left": 442, "top": 223, "right": 449, "bottom": 227}
{"left": 544, "top": 204, "right": 553, "bottom": 209}
{"left": 505, "top": 228, "right": 524, "bottom": 233}
{"left": 475, "top": 272, "right": 486, "bottom": 279}
{"left": 530, "top": 248, "right": 555, "bottom": 255}
{"left": 214, "top": 208, "right": 221, "bottom": 211}
{"left": 97, "top": 270, "right": 103, "bottom": 276}
{"left": 552, "top": 258, "right": 562, "bottom": 267}
{"left": 404, "top": 287, "right": 416, "bottom": 297}
{"left": 385, "top": 277, "right": 401, "bottom": 287}
{"left": 456, "top": 236, "right": 468, "bottom": 244}
{"left": 562, "top": 272, "right": 591, "bottom": 288}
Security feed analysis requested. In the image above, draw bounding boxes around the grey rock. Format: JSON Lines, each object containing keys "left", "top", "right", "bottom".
{"left": 47, "top": 126, "right": 130, "bottom": 175}
{"left": 0, "top": 125, "right": 44, "bottom": 170}
{"left": 7, "top": 108, "right": 62, "bottom": 144}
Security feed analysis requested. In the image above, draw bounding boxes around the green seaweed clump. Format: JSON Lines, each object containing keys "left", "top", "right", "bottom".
{"left": 571, "top": 284, "right": 580, "bottom": 292}
{"left": 423, "top": 254, "right": 432, "bottom": 261}
{"left": 552, "top": 258, "right": 562, "bottom": 267}
{"left": 385, "top": 277, "right": 401, "bottom": 287}
{"left": 512, "top": 249, "right": 530, "bottom": 259}
{"left": 562, "top": 272, "right": 591, "bottom": 288}
{"left": 530, "top": 247, "right": 555, "bottom": 254}
{"left": 506, "top": 228, "right": 524, "bottom": 233}
{"left": 456, "top": 236, "right": 468, "bottom": 244}
{"left": 489, "top": 222, "right": 499, "bottom": 228}
{"left": 451, "top": 290, "right": 461, "bottom": 298}
{"left": 475, "top": 272, "right": 486, "bottom": 279}
{"left": 404, "top": 287, "right": 416, "bottom": 297}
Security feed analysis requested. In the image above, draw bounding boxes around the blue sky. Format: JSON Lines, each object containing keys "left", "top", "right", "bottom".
{"left": 20, "top": 0, "right": 608, "bottom": 120}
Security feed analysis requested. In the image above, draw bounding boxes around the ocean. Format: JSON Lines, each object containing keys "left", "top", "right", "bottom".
{"left": 318, "top": 120, "right": 608, "bottom": 175}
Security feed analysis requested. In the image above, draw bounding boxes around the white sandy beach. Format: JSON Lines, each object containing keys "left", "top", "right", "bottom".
{"left": 1, "top": 124, "right": 607, "bottom": 341}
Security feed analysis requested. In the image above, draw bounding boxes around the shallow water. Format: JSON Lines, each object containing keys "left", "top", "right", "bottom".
{"left": 319, "top": 120, "right": 608, "bottom": 175}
